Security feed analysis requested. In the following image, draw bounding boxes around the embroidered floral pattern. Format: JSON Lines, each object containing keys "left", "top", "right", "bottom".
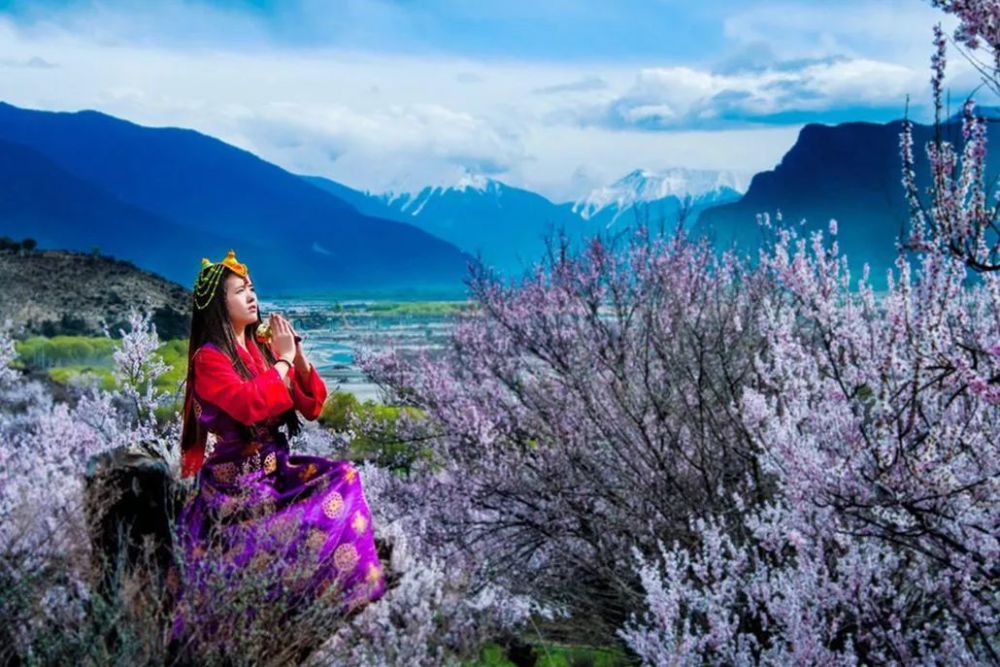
{"left": 213, "top": 462, "right": 237, "bottom": 484}
{"left": 306, "top": 528, "right": 328, "bottom": 557}
{"left": 322, "top": 491, "right": 345, "bottom": 519}
{"left": 333, "top": 543, "right": 359, "bottom": 572}
{"left": 351, "top": 511, "right": 368, "bottom": 536}
{"left": 299, "top": 463, "right": 318, "bottom": 482}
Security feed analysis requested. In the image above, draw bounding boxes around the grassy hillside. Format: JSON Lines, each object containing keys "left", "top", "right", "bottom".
{"left": 0, "top": 246, "right": 191, "bottom": 338}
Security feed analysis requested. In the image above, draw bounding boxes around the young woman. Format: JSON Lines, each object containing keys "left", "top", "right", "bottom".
{"left": 173, "top": 250, "right": 385, "bottom": 639}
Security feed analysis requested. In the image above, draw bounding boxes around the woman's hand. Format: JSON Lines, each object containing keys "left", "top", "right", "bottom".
{"left": 268, "top": 313, "right": 296, "bottom": 362}
{"left": 287, "top": 319, "right": 313, "bottom": 374}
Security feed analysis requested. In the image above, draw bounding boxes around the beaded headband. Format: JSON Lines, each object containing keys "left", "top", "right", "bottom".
{"left": 193, "top": 249, "right": 249, "bottom": 310}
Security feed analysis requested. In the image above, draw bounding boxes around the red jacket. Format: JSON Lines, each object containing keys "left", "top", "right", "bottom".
{"left": 182, "top": 340, "right": 327, "bottom": 477}
{"left": 194, "top": 341, "right": 327, "bottom": 423}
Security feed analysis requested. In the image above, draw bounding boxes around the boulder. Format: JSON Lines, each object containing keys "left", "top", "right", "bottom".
{"left": 83, "top": 446, "right": 183, "bottom": 603}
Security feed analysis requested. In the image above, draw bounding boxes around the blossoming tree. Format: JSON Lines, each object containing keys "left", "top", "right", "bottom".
{"left": 361, "top": 2, "right": 1000, "bottom": 663}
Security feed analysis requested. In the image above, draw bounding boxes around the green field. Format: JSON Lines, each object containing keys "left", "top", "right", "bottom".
{"left": 335, "top": 300, "right": 476, "bottom": 317}
{"left": 15, "top": 335, "right": 188, "bottom": 398}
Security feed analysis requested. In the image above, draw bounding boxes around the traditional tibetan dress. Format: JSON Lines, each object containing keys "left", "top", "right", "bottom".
{"left": 172, "top": 340, "right": 385, "bottom": 636}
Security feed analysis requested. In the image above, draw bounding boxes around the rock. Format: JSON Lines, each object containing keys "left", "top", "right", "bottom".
{"left": 83, "top": 446, "right": 184, "bottom": 603}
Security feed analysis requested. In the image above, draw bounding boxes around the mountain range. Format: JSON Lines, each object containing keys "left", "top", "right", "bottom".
{"left": 0, "top": 102, "right": 473, "bottom": 298}
{"left": 304, "top": 168, "right": 747, "bottom": 274}
{"left": 304, "top": 173, "right": 587, "bottom": 275}
{"left": 0, "top": 99, "right": 993, "bottom": 297}
{"left": 569, "top": 167, "right": 747, "bottom": 230}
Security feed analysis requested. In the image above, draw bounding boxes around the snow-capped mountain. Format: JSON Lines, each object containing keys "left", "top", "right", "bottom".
{"left": 303, "top": 173, "right": 587, "bottom": 274}
{"left": 572, "top": 167, "right": 750, "bottom": 228}
{"left": 302, "top": 168, "right": 755, "bottom": 273}
{"left": 380, "top": 173, "right": 503, "bottom": 217}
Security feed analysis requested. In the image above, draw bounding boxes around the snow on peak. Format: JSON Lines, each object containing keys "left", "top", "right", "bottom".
{"left": 573, "top": 167, "right": 751, "bottom": 220}
{"left": 383, "top": 173, "right": 499, "bottom": 200}
{"left": 454, "top": 173, "right": 494, "bottom": 193}
{"left": 377, "top": 173, "right": 502, "bottom": 216}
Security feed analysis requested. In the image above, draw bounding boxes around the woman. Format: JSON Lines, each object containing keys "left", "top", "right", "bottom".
{"left": 172, "top": 250, "right": 385, "bottom": 642}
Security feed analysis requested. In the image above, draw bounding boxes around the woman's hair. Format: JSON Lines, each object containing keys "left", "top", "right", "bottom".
{"left": 180, "top": 265, "right": 302, "bottom": 460}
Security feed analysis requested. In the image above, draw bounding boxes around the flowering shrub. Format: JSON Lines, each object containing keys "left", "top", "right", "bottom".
{"left": 0, "top": 310, "right": 177, "bottom": 564}
{"left": 619, "top": 221, "right": 998, "bottom": 663}
{"left": 900, "top": 21, "right": 999, "bottom": 273}
{"left": 358, "top": 5, "right": 1000, "bottom": 663}
{"left": 360, "top": 226, "right": 781, "bottom": 644}
{"left": 932, "top": 0, "right": 1000, "bottom": 73}
{"left": 617, "top": 5, "right": 1000, "bottom": 664}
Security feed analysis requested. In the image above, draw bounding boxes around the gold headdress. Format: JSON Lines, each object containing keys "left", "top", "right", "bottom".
{"left": 193, "top": 249, "right": 249, "bottom": 310}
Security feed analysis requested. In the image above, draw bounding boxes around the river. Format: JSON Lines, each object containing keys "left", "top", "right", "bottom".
{"left": 256, "top": 298, "right": 468, "bottom": 403}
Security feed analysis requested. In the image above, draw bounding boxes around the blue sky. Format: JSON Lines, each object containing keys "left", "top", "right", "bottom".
{"left": 0, "top": 0, "right": 983, "bottom": 200}
{"left": 0, "top": 1, "right": 799, "bottom": 58}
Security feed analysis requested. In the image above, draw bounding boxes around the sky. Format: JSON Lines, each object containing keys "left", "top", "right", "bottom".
{"left": 0, "top": 0, "right": 985, "bottom": 202}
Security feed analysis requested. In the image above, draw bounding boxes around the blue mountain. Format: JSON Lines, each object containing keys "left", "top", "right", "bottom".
{"left": 304, "top": 169, "right": 750, "bottom": 274}
{"left": 303, "top": 173, "right": 592, "bottom": 275}
{"left": 693, "top": 119, "right": 1000, "bottom": 290}
{"left": 0, "top": 138, "right": 264, "bottom": 282}
{"left": 0, "top": 102, "right": 474, "bottom": 298}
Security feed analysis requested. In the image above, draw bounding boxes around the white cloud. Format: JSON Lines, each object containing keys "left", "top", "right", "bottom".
{"left": 599, "top": 57, "right": 924, "bottom": 129}
{"left": 239, "top": 102, "right": 527, "bottom": 193}
{"left": 802, "top": 58, "right": 916, "bottom": 103}
{"left": 532, "top": 76, "right": 608, "bottom": 95}
{"left": 514, "top": 123, "right": 801, "bottom": 203}
{"left": 717, "top": 0, "right": 989, "bottom": 97}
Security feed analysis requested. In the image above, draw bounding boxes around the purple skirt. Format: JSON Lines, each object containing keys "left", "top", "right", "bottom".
{"left": 171, "top": 433, "right": 386, "bottom": 640}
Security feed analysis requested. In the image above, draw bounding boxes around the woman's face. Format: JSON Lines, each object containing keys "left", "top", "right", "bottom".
{"left": 224, "top": 273, "right": 258, "bottom": 331}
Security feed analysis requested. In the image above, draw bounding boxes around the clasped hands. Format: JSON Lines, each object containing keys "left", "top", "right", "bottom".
{"left": 267, "top": 313, "right": 311, "bottom": 383}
